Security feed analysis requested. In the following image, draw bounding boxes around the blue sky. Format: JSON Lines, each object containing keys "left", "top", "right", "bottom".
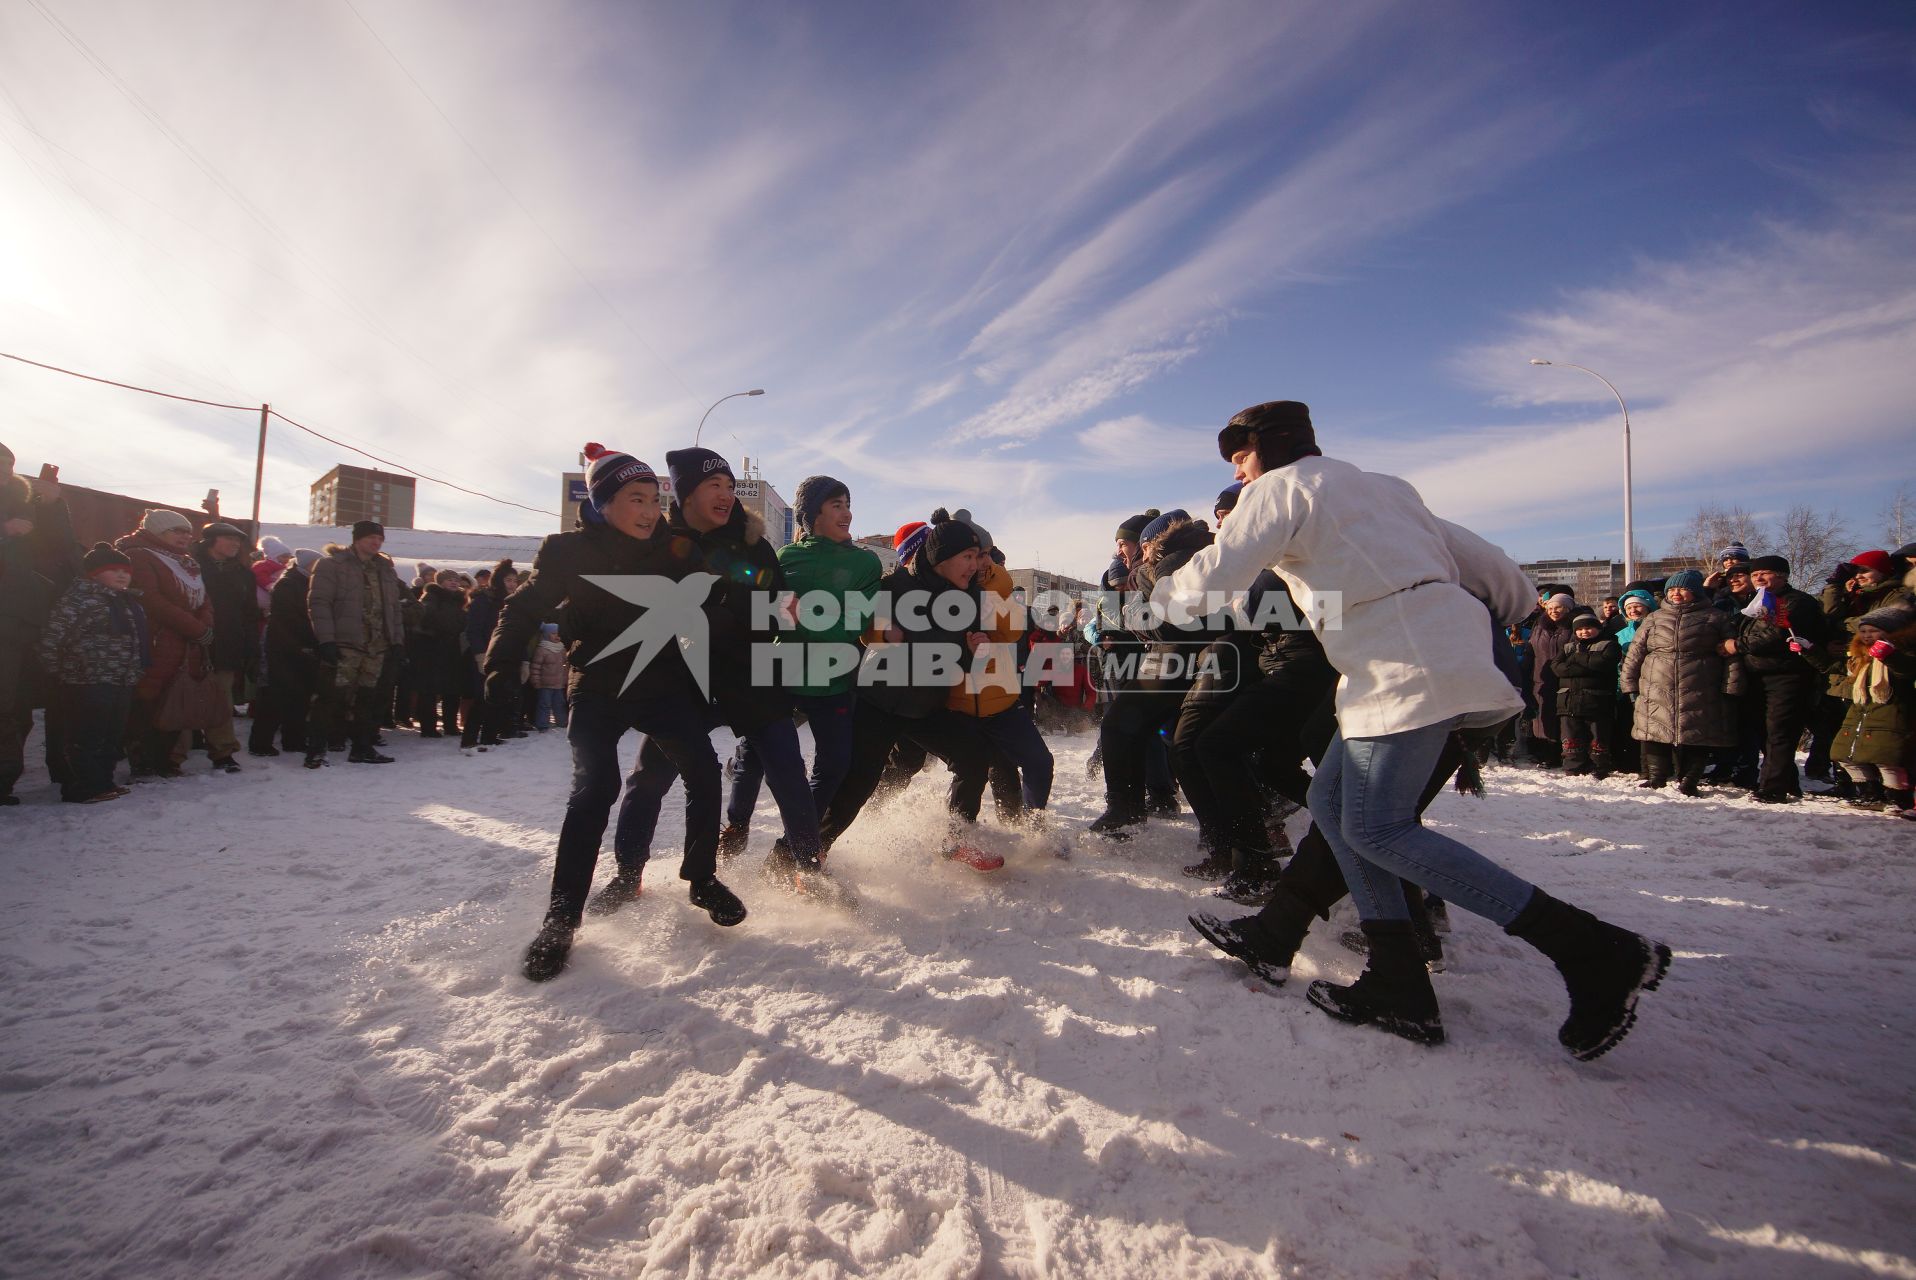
{"left": 2, "top": 0, "right": 1912, "bottom": 581}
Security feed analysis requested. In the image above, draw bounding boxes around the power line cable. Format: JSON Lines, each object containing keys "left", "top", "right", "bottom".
{"left": 0, "top": 350, "right": 559, "bottom": 517}
{"left": 22, "top": 0, "right": 567, "bottom": 454}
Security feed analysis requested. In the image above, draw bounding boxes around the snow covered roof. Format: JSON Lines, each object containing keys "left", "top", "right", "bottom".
{"left": 258, "top": 522, "right": 545, "bottom": 575}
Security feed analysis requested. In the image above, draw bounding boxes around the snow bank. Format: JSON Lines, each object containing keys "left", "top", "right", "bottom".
{"left": 2, "top": 726, "right": 1913, "bottom": 1279}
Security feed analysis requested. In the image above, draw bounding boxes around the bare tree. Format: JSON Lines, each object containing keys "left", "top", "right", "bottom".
{"left": 1666, "top": 503, "right": 1764, "bottom": 569}
{"left": 1770, "top": 505, "right": 1851, "bottom": 581}
{"left": 1881, "top": 482, "right": 1915, "bottom": 550}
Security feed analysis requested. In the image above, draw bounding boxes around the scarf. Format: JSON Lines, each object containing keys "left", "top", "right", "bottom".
{"left": 148, "top": 546, "right": 206, "bottom": 609}
{"left": 1851, "top": 657, "right": 1893, "bottom": 706}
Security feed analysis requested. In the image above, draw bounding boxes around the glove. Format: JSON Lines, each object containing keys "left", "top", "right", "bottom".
{"left": 1787, "top": 637, "right": 1808, "bottom": 655}
{"left": 315, "top": 641, "right": 341, "bottom": 665}
{"left": 1870, "top": 639, "right": 1897, "bottom": 660}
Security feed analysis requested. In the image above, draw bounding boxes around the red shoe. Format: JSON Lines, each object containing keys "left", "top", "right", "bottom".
{"left": 941, "top": 842, "right": 1004, "bottom": 872}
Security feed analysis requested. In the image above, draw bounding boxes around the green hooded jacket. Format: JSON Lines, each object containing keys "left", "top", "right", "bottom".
{"left": 776, "top": 535, "right": 883, "bottom": 697}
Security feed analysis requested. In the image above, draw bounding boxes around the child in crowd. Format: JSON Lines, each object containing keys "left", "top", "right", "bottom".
{"left": 529, "top": 621, "right": 569, "bottom": 731}
{"left": 36, "top": 543, "right": 150, "bottom": 803}
{"left": 1551, "top": 611, "right": 1623, "bottom": 778}
{"left": 1832, "top": 602, "right": 1916, "bottom": 812}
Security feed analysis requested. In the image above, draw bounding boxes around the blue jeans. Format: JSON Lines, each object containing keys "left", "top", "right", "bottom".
{"left": 726, "top": 691, "right": 859, "bottom": 822}
{"left": 622, "top": 715, "right": 823, "bottom": 863}
{"left": 552, "top": 691, "right": 719, "bottom": 925}
{"left": 974, "top": 704, "right": 1053, "bottom": 810}
{"left": 1309, "top": 719, "right": 1537, "bottom": 927}
{"left": 533, "top": 687, "right": 568, "bottom": 730}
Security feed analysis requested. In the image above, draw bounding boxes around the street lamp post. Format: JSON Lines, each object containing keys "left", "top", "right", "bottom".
{"left": 1530, "top": 359, "right": 1634, "bottom": 586}
{"left": 695, "top": 388, "right": 765, "bottom": 446}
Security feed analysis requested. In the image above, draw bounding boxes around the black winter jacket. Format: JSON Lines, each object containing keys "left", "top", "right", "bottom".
{"left": 661, "top": 502, "right": 792, "bottom": 733}
{"left": 486, "top": 521, "right": 701, "bottom": 705}
{"left": 1737, "top": 586, "right": 1831, "bottom": 678}
{"left": 193, "top": 544, "right": 260, "bottom": 675}
{"left": 1549, "top": 636, "right": 1622, "bottom": 718}
{"left": 266, "top": 567, "right": 319, "bottom": 684}
{"left": 857, "top": 560, "right": 979, "bottom": 720}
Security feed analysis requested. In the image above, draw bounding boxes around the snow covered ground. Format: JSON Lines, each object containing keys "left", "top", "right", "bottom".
{"left": 3, "top": 722, "right": 1913, "bottom": 1280}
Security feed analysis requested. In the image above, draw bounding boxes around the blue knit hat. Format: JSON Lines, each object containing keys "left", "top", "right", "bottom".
{"left": 1618, "top": 587, "right": 1657, "bottom": 612}
{"left": 1139, "top": 509, "right": 1190, "bottom": 544}
{"left": 1214, "top": 482, "right": 1244, "bottom": 515}
{"left": 1666, "top": 569, "right": 1705, "bottom": 593}
{"left": 582, "top": 443, "right": 657, "bottom": 520}
{"left": 1717, "top": 542, "right": 1750, "bottom": 564}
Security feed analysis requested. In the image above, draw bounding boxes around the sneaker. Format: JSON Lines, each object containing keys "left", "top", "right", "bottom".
{"left": 689, "top": 876, "right": 748, "bottom": 926}
{"left": 585, "top": 868, "right": 644, "bottom": 916}
{"left": 941, "top": 842, "right": 1005, "bottom": 872}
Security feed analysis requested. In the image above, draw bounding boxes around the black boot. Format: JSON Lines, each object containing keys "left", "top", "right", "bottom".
{"left": 1846, "top": 778, "right": 1887, "bottom": 811}
{"left": 1676, "top": 761, "right": 1705, "bottom": 797}
{"left": 1088, "top": 807, "right": 1146, "bottom": 839}
{"left": 689, "top": 877, "right": 747, "bottom": 926}
{"left": 348, "top": 689, "right": 395, "bottom": 763}
{"left": 1305, "top": 921, "right": 1446, "bottom": 1046}
{"left": 1146, "top": 789, "right": 1181, "bottom": 818}
{"left": 585, "top": 868, "right": 644, "bottom": 916}
{"left": 1505, "top": 889, "right": 1670, "bottom": 1061}
{"left": 522, "top": 915, "right": 576, "bottom": 982}
{"left": 1181, "top": 849, "right": 1233, "bottom": 881}
{"left": 1189, "top": 887, "right": 1314, "bottom": 985}
{"left": 1214, "top": 847, "right": 1281, "bottom": 905}
{"left": 1886, "top": 787, "right": 1913, "bottom": 815}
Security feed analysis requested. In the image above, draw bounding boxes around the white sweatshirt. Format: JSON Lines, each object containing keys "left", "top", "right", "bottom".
{"left": 1161, "top": 455, "right": 1535, "bottom": 738}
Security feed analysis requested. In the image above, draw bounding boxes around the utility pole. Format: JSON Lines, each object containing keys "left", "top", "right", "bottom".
{"left": 250, "top": 403, "right": 269, "bottom": 537}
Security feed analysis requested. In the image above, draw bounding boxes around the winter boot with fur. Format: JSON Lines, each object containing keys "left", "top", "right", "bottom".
{"left": 1306, "top": 920, "right": 1446, "bottom": 1046}
{"left": 1505, "top": 889, "right": 1670, "bottom": 1061}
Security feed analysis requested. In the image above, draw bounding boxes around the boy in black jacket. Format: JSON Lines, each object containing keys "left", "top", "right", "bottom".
{"left": 1551, "top": 612, "right": 1623, "bottom": 778}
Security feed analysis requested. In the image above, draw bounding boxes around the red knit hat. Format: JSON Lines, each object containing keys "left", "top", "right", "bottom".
{"left": 1849, "top": 549, "right": 1893, "bottom": 575}
{"left": 893, "top": 520, "right": 926, "bottom": 549}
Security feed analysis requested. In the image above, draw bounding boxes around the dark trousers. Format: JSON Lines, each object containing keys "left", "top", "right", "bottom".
{"left": 1640, "top": 740, "right": 1707, "bottom": 784}
{"left": 0, "top": 640, "right": 33, "bottom": 797}
{"left": 1746, "top": 668, "right": 1816, "bottom": 795}
{"left": 819, "top": 702, "right": 991, "bottom": 851}
{"left": 974, "top": 703, "right": 1053, "bottom": 811}
{"left": 1559, "top": 709, "right": 1615, "bottom": 772}
{"left": 549, "top": 691, "right": 720, "bottom": 927}
{"left": 1173, "top": 651, "right": 1334, "bottom": 855}
{"left": 726, "top": 690, "right": 861, "bottom": 824}
{"left": 1099, "top": 688, "right": 1187, "bottom": 818}
{"left": 250, "top": 662, "right": 315, "bottom": 753}
{"left": 1804, "top": 693, "right": 1847, "bottom": 776}
{"left": 53, "top": 683, "right": 132, "bottom": 801}
{"left": 626, "top": 714, "right": 824, "bottom": 863}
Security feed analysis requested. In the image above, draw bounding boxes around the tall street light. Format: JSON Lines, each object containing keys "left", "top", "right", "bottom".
{"left": 695, "top": 388, "right": 765, "bottom": 445}
{"left": 1530, "top": 359, "right": 1635, "bottom": 586}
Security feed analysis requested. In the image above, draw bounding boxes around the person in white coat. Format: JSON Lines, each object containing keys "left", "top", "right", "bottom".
{"left": 1161, "top": 400, "right": 1671, "bottom": 1060}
